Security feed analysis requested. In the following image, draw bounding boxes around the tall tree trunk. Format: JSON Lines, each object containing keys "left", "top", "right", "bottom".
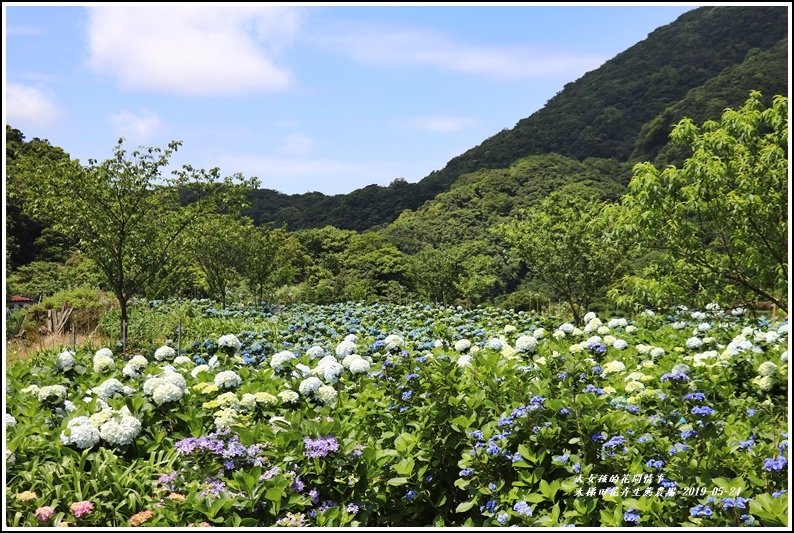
{"left": 119, "top": 296, "right": 129, "bottom": 353}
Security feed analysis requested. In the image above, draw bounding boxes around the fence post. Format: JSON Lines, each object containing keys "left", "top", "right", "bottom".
{"left": 72, "top": 324, "right": 76, "bottom": 353}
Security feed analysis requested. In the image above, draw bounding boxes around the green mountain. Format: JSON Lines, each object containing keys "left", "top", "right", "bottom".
{"left": 247, "top": 5, "right": 788, "bottom": 232}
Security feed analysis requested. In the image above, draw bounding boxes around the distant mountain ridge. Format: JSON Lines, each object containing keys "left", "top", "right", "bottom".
{"left": 245, "top": 5, "right": 788, "bottom": 232}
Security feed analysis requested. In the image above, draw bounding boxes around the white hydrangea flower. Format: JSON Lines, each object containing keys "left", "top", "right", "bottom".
{"left": 571, "top": 327, "right": 584, "bottom": 336}
{"left": 685, "top": 337, "right": 703, "bottom": 350}
{"left": 384, "top": 334, "right": 404, "bottom": 350}
{"left": 691, "top": 311, "right": 706, "bottom": 321}
{"left": 625, "top": 380, "right": 645, "bottom": 393}
{"left": 299, "top": 377, "right": 323, "bottom": 396}
{"left": 607, "top": 319, "right": 622, "bottom": 329}
{"left": 342, "top": 353, "right": 363, "bottom": 369}
{"left": 535, "top": 356, "right": 547, "bottom": 365}
{"left": 503, "top": 325, "right": 517, "bottom": 334}
{"left": 306, "top": 346, "right": 325, "bottom": 359}
{"left": 457, "top": 354, "right": 473, "bottom": 367}
{"left": 559, "top": 323, "right": 575, "bottom": 334}
{"left": 597, "top": 326, "right": 611, "bottom": 335}
{"left": 697, "top": 322, "right": 712, "bottom": 332}
{"left": 693, "top": 351, "right": 719, "bottom": 367}
{"left": 61, "top": 416, "right": 100, "bottom": 449}
{"left": 650, "top": 347, "right": 665, "bottom": 358}
{"left": 5, "top": 413, "right": 16, "bottom": 428}
{"left": 191, "top": 365, "right": 210, "bottom": 379}
{"left": 270, "top": 350, "right": 296, "bottom": 371}
{"left": 470, "top": 346, "right": 481, "bottom": 355}
{"left": 553, "top": 330, "right": 566, "bottom": 340}
{"left": 335, "top": 340, "right": 357, "bottom": 358}
{"left": 758, "top": 361, "right": 778, "bottom": 377}
{"left": 764, "top": 331, "right": 780, "bottom": 344}
{"left": 93, "top": 354, "right": 115, "bottom": 374}
{"left": 214, "top": 408, "right": 239, "bottom": 430}
{"left": 240, "top": 393, "right": 257, "bottom": 410}
{"left": 92, "top": 378, "right": 130, "bottom": 399}
{"left": 601, "top": 360, "right": 626, "bottom": 376}
{"left": 316, "top": 385, "right": 338, "bottom": 405}
{"left": 486, "top": 338, "right": 503, "bottom": 350}
{"left": 603, "top": 335, "right": 617, "bottom": 346}
{"left": 344, "top": 334, "right": 358, "bottom": 343}
{"left": 454, "top": 339, "right": 472, "bottom": 353}
{"left": 753, "top": 375, "right": 774, "bottom": 392}
{"left": 625, "top": 325, "right": 637, "bottom": 334}
{"left": 58, "top": 350, "right": 76, "bottom": 371}
{"left": 122, "top": 355, "right": 149, "bottom": 378}
{"left": 433, "top": 339, "right": 445, "bottom": 349}
{"left": 173, "top": 356, "right": 193, "bottom": 366}
{"left": 294, "top": 363, "right": 312, "bottom": 377}
{"left": 154, "top": 345, "right": 176, "bottom": 361}
{"left": 583, "top": 312, "right": 597, "bottom": 323}
{"left": 22, "top": 384, "right": 40, "bottom": 395}
{"left": 207, "top": 355, "right": 219, "bottom": 368}
{"left": 218, "top": 334, "right": 242, "bottom": 351}
{"left": 635, "top": 344, "right": 651, "bottom": 355}
{"left": 278, "top": 390, "right": 300, "bottom": 404}
{"left": 613, "top": 339, "right": 628, "bottom": 350}
{"left": 99, "top": 411, "right": 141, "bottom": 446}
{"left": 152, "top": 382, "right": 184, "bottom": 406}
{"left": 533, "top": 328, "right": 547, "bottom": 339}
{"left": 37, "top": 385, "right": 67, "bottom": 402}
{"left": 161, "top": 371, "right": 187, "bottom": 391}
{"left": 569, "top": 343, "right": 584, "bottom": 354}
{"left": 349, "top": 358, "right": 371, "bottom": 374}
{"left": 95, "top": 348, "right": 113, "bottom": 360}
{"left": 214, "top": 370, "right": 241, "bottom": 390}
{"left": 781, "top": 350, "right": 789, "bottom": 363}
{"left": 322, "top": 361, "right": 344, "bottom": 384}
{"left": 515, "top": 335, "right": 538, "bottom": 353}
{"left": 777, "top": 323, "right": 788, "bottom": 336}
{"left": 731, "top": 307, "right": 746, "bottom": 316}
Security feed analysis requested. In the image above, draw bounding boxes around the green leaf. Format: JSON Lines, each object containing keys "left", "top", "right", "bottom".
{"left": 456, "top": 500, "right": 476, "bottom": 513}
{"left": 387, "top": 477, "right": 408, "bottom": 486}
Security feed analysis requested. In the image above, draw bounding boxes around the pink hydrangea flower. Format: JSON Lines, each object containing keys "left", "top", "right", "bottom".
{"left": 70, "top": 500, "right": 94, "bottom": 518}
{"left": 35, "top": 506, "right": 55, "bottom": 521}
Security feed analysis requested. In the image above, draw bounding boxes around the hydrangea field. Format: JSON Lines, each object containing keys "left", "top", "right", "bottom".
{"left": 4, "top": 302, "right": 789, "bottom": 527}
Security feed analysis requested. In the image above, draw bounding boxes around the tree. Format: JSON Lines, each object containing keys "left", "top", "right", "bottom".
{"left": 24, "top": 139, "right": 256, "bottom": 346}
{"left": 496, "top": 183, "right": 627, "bottom": 324}
{"left": 243, "top": 225, "right": 307, "bottom": 306}
{"left": 189, "top": 215, "right": 251, "bottom": 309}
{"left": 619, "top": 91, "right": 787, "bottom": 309}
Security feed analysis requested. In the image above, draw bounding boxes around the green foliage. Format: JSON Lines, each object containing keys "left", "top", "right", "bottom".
{"left": 497, "top": 183, "right": 628, "bottom": 324}
{"left": 7, "top": 253, "right": 105, "bottom": 299}
{"left": 632, "top": 38, "right": 788, "bottom": 165}
{"left": 21, "top": 139, "right": 256, "bottom": 341}
{"left": 617, "top": 91, "right": 788, "bottom": 309}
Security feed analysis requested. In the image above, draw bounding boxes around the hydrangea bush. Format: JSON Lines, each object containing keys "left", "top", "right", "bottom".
{"left": 4, "top": 302, "right": 788, "bottom": 526}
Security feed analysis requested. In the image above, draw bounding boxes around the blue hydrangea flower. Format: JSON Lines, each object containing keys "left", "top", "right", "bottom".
{"left": 646, "top": 459, "right": 664, "bottom": 469}
{"left": 763, "top": 456, "right": 787, "bottom": 471}
{"left": 513, "top": 501, "right": 533, "bottom": 517}
{"left": 623, "top": 509, "right": 640, "bottom": 524}
{"left": 690, "top": 504, "right": 712, "bottom": 517}
{"left": 722, "top": 497, "right": 749, "bottom": 510}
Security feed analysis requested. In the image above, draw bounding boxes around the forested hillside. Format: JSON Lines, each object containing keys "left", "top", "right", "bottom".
{"left": 244, "top": 5, "right": 788, "bottom": 231}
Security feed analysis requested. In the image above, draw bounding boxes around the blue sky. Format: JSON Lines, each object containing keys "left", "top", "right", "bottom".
{"left": 4, "top": 4, "right": 696, "bottom": 195}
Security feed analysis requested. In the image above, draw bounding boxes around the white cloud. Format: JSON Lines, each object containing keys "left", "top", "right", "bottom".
{"left": 86, "top": 6, "right": 301, "bottom": 95}
{"left": 404, "top": 116, "right": 476, "bottom": 133}
{"left": 108, "top": 109, "right": 164, "bottom": 142}
{"left": 6, "top": 83, "right": 60, "bottom": 128}
{"left": 279, "top": 133, "right": 316, "bottom": 156}
{"left": 317, "top": 24, "right": 606, "bottom": 79}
